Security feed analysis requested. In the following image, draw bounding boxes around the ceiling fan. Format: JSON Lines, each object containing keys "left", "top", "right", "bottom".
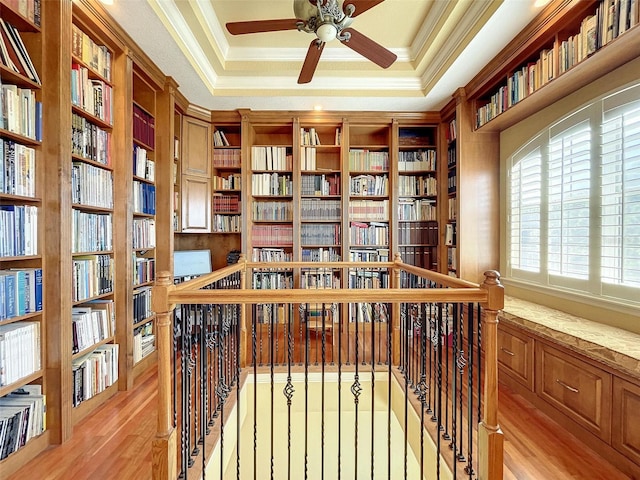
{"left": 226, "top": 0, "right": 397, "bottom": 84}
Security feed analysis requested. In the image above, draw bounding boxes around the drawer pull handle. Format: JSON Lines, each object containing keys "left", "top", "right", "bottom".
{"left": 556, "top": 379, "right": 579, "bottom": 393}
{"left": 500, "top": 347, "right": 515, "bottom": 356}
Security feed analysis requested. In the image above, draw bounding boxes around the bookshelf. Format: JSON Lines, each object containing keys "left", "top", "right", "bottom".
{"left": 443, "top": 111, "right": 458, "bottom": 278}
{"left": 0, "top": 0, "right": 46, "bottom": 467}
{"left": 396, "top": 125, "right": 439, "bottom": 271}
{"left": 467, "top": 0, "right": 640, "bottom": 132}
{"left": 347, "top": 124, "right": 390, "bottom": 263}
{"left": 130, "top": 65, "right": 159, "bottom": 373}
{"left": 211, "top": 113, "right": 242, "bottom": 268}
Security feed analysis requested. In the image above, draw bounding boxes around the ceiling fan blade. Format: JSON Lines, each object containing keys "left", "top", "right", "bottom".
{"left": 298, "top": 39, "right": 325, "bottom": 84}
{"left": 343, "top": 0, "right": 385, "bottom": 17}
{"left": 226, "top": 19, "right": 300, "bottom": 35}
{"left": 340, "top": 28, "right": 396, "bottom": 69}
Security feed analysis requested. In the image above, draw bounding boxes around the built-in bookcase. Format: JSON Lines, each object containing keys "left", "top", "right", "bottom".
{"left": 68, "top": 17, "right": 119, "bottom": 423}
{"left": 300, "top": 123, "right": 343, "bottom": 264}
{"left": 347, "top": 124, "right": 390, "bottom": 263}
{"left": 444, "top": 117, "right": 458, "bottom": 277}
{"left": 396, "top": 125, "right": 438, "bottom": 271}
{"left": 0, "top": 0, "right": 46, "bottom": 466}
{"left": 130, "top": 66, "right": 158, "bottom": 371}
{"left": 212, "top": 122, "right": 242, "bottom": 246}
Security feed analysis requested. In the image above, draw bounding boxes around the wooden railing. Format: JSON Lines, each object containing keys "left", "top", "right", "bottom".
{"left": 151, "top": 255, "right": 504, "bottom": 479}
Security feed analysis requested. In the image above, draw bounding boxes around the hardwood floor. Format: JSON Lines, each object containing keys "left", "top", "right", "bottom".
{"left": 6, "top": 365, "right": 633, "bottom": 480}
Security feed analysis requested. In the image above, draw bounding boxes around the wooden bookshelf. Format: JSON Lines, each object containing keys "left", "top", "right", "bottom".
{"left": 0, "top": 15, "right": 45, "bottom": 471}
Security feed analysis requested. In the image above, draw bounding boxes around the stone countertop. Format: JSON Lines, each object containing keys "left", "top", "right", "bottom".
{"left": 498, "top": 296, "right": 640, "bottom": 381}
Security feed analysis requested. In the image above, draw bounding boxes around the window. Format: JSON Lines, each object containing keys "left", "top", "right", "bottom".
{"left": 507, "top": 83, "right": 640, "bottom": 306}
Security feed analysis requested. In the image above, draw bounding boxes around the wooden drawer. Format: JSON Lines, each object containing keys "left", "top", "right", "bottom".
{"left": 612, "top": 377, "right": 640, "bottom": 467}
{"left": 536, "top": 342, "right": 612, "bottom": 442}
{"left": 497, "top": 323, "right": 534, "bottom": 391}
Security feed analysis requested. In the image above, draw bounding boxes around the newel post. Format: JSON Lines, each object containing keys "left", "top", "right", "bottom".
{"left": 478, "top": 270, "right": 504, "bottom": 480}
{"left": 152, "top": 271, "right": 177, "bottom": 480}
{"left": 392, "top": 253, "right": 403, "bottom": 366}
{"left": 239, "top": 254, "right": 248, "bottom": 368}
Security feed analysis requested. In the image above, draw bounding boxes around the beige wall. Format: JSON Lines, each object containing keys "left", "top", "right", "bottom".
{"left": 499, "top": 56, "right": 640, "bottom": 334}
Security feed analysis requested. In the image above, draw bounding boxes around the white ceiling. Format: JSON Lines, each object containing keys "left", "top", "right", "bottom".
{"left": 103, "top": 0, "right": 545, "bottom": 112}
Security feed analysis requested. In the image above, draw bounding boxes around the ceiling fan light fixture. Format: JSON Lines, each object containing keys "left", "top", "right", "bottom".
{"left": 316, "top": 22, "right": 338, "bottom": 42}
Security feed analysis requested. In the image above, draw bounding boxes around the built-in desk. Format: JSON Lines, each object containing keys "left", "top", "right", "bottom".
{"left": 497, "top": 297, "right": 640, "bottom": 478}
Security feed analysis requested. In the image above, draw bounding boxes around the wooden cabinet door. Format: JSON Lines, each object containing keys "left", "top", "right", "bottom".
{"left": 536, "top": 342, "right": 612, "bottom": 442}
{"left": 612, "top": 377, "right": 640, "bottom": 466}
{"left": 497, "top": 323, "right": 534, "bottom": 391}
{"left": 182, "top": 116, "right": 211, "bottom": 177}
{"left": 181, "top": 176, "right": 211, "bottom": 232}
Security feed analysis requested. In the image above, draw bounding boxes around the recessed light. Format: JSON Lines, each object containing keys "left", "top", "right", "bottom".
{"left": 313, "top": 105, "right": 322, "bottom": 111}
{"left": 100, "top": 0, "right": 114, "bottom": 5}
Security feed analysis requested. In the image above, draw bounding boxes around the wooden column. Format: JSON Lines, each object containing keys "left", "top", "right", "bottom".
{"left": 239, "top": 254, "right": 248, "bottom": 368}
{"left": 392, "top": 253, "right": 402, "bottom": 366}
{"left": 151, "top": 271, "right": 176, "bottom": 480}
{"left": 478, "top": 270, "right": 504, "bottom": 480}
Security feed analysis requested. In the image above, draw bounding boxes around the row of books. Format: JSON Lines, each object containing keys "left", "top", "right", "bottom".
{"left": 0, "top": 84, "right": 42, "bottom": 140}
{"left": 349, "top": 248, "right": 390, "bottom": 262}
{"left": 399, "top": 246, "right": 436, "bottom": 271}
{"left": 348, "top": 302, "right": 388, "bottom": 323}
{"left": 445, "top": 223, "right": 457, "bottom": 246}
{"left": 348, "top": 199, "right": 389, "bottom": 221}
{"left": 398, "top": 175, "right": 437, "bottom": 197}
{"left": 133, "top": 322, "right": 154, "bottom": 363}
{"left": 0, "top": 204, "right": 37, "bottom": 257}
{"left": 252, "top": 200, "right": 291, "bottom": 221}
{"left": 448, "top": 247, "right": 458, "bottom": 271}
{"left": 301, "top": 173, "right": 340, "bottom": 196}
{"left": 213, "top": 129, "right": 231, "bottom": 147}
{"left": 349, "top": 221, "right": 389, "bottom": 246}
{"left": 213, "top": 173, "right": 241, "bottom": 190}
{"left": 300, "top": 127, "right": 322, "bottom": 146}
{"left": 132, "top": 104, "right": 155, "bottom": 149}
{"left": 448, "top": 170, "right": 457, "bottom": 194}
{"left": 71, "top": 64, "right": 112, "bottom": 124}
{"left": 300, "top": 146, "right": 319, "bottom": 171}
{"left": 476, "top": 0, "right": 639, "bottom": 128}
{"left": 348, "top": 149, "right": 389, "bottom": 171}
{"left": 251, "top": 172, "right": 293, "bottom": 196}
{"left": 132, "top": 287, "right": 152, "bottom": 325}
{"left": 448, "top": 198, "right": 457, "bottom": 221}
{"left": 133, "top": 145, "right": 155, "bottom": 181}
{"left": 349, "top": 174, "right": 388, "bottom": 196}
{"left": 398, "top": 150, "right": 437, "bottom": 171}
{"left": 72, "top": 344, "right": 119, "bottom": 407}
{"left": 0, "top": 19, "right": 40, "bottom": 84}
{"left": 72, "top": 113, "right": 111, "bottom": 165}
{"left": 2, "top": 0, "right": 41, "bottom": 26}
{"left": 251, "top": 247, "right": 293, "bottom": 262}
{"left": 0, "top": 384, "right": 45, "bottom": 462}
{"left": 348, "top": 269, "right": 390, "bottom": 289}
{"left": 1, "top": 140, "right": 35, "bottom": 197}
{"left": 301, "top": 270, "right": 340, "bottom": 289}
{"left": 252, "top": 272, "right": 293, "bottom": 290}
{"left": 398, "top": 221, "right": 438, "bottom": 246}
{"left": 447, "top": 119, "right": 457, "bottom": 143}
{"left": 72, "top": 254, "right": 113, "bottom": 302}
{"left": 132, "top": 181, "right": 156, "bottom": 215}
{"left": 72, "top": 210, "right": 112, "bottom": 253}
{"left": 213, "top": 194, "right": 241, "bottom": 214}
{"left": 251, "top": 146, "right": 292, "bottom": 171}
{"left": 71, "top": 24, "right": 111, "bottom": 81}
{"left": 72, "top": 162, "right": 113, "bottom": 209}
{"left": 132, "top": 217, "right": 156, "bottom": 249}
{"left": 301, "top": 247, "right": 340, "bottom": 262}
{"left": 398, "top": 198, "right": 437, "bottom": 221}
{"left": 213, "top": 148, "right": 241, "bottom": 168}
{"left": 0, "top": 321, "right": 40, "bottom": 387}
{"left": 213, "top": 214, "right": 241, "bottom": 233}
{"left": 448, "top": 142, "right": 456, "bottom": 167}
{"left": 300, "top": 198, "right": 341, "bottom": 221}
{"left": 0, "top": 268, "right": 42, "bottom": 320}
{"left": 133, "top": 257, "right": 155, "bottom": 286}
{"left": 71, "top": 303, "right": 114, "bottom": 354}
{"left": 251, "top": 224, "right": 293, "bottom": 246}
{"left": 301, "top": 223, "right": 340, "bottom": 246}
